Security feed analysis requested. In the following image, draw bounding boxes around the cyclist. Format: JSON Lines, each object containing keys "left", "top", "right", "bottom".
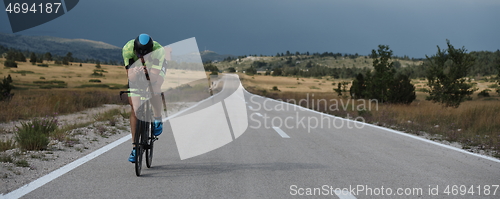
{"left": 123, "top": 33, "right": 167, "bottom": 163}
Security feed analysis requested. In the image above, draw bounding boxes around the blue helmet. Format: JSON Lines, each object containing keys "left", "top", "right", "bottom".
{"left": 134, "top": 34, "right": 153, "bottom": 57}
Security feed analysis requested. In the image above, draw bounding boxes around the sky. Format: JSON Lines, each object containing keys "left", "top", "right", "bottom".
{"left": 1, "top": 0, "right": 499, "bottom": 58}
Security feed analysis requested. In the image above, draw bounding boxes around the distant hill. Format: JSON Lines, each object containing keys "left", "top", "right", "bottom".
{"left": 0, "top": 32, "right": 235, "bottom": 64}
{"left": 0, "top": 32, "right": 122, "bottom": 62}
{"left": 200, "top": 50, "right": 235, "bottom": 62}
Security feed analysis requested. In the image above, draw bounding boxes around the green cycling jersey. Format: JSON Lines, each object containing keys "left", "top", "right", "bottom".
{"left": 122, "top": 39, "right": 166, "bottom": 77}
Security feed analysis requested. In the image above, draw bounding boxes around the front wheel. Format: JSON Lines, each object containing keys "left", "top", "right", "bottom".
{"left": 146, "top": 122, "right": 154, "bottom": 168}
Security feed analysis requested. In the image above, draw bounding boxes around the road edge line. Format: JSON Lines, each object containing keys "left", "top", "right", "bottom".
{"left": 242, "top": 88, "right": 500, "bottom": 164}
{"left": 3, "top": 135, "right": 131, "bottom": 199}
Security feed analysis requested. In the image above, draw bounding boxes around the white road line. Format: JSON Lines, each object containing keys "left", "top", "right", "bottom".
{"left": 255, "top": 113, "right": 263, "bottom": 117}
{"left": 3, "top": 135, "right": 131, "bottom": 199}
{"left": 335, "top": 190, "right": 357, "bottom": 199}
{"left": 248, "top": 106, "right": 253, "bottom": 110}
{"left": 272, "top": 126, "right": 290, "bottom": 138}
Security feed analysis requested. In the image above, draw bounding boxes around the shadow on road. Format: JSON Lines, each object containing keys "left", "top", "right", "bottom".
{"left": 139, "top": 162, "right": 327, "bottom": 178}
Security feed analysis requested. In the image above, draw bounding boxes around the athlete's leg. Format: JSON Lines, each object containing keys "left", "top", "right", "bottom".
{"left": 128, "top": 96, "right": 141, "bottom": 146}
{"left": 150, "top": 77, "right": 165, "bottom": 118}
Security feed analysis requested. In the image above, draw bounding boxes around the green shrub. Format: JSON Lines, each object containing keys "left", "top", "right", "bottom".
{"left": 477, "top": 89, "right": 490, "bottom": 97}
{"left": 37, "top": 64, "right": 49, "bottom": 67}
{"left": 0, "top": 155, "right": 13, "bottom": 163}
{"left": 0, "top": 138, "right": 15, "bottom": 152}
{"left": 416, "top": 88, "right": 429, "bottom": 92}
{"left": 93, "top": 69, "right": 107, "bottom": 73}
{"left": 91, "top": 70, "right": 105, "bottom": 77}
{"left": 33, "top": 80, "right": 67, "bottom": 89}
{"left": 11, "top": 70, "right": 34, "bottom": 74}
{"left": 77, "top": 84, "right": 110, "bottom": 88}
{"left": 4, "top": 60, "right": 17, "bottom": 68}
{"left": 33, "top": 80, "right": 66, "bottom": 84}
{"left": 488, "top": 84, "right": 499, "bottom": 89}
{"left": 15, "top": 159, "right": 30, "bottom": 167}
{"left": 89, "top": 79, "right": 102, "bottom": 83}
{"left": 39, "top": 84, "right": 67, "bottom": 89}
{"left": 357, "top": 109, "right": 372, "bottom": 117}
{"left": 14, "top": 117, "right": 58, "bottom": 150}
{"left": 15, "top": 128, "right": 49, "bottom": 150}
{"left": 272, "top": 86, "right": 279, "bottom": 91}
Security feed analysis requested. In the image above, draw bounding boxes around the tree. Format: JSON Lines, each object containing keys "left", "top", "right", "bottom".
{"left": 272, "top": 68, "right": 282, "bottom": 76}
{"left": 204, "top": 63, "right": 219, "bottom": 75}
{"left": 227, "top": 67, "right": 236, "bottom": 73}
{"left": 393, "top": 61, "right": 402, "bottom": 69}
{"left": 245, "top": 66, "right": 257, "bottom": 75}
{"left": 5, "top": 51, "right": 15, "bottom": 60}
{"left": 341, "top": 81, "right": 349, "bottom": 92}
{"left": 17, "top": 52, "right": 26, "bottom": 62}
{"left": 334, "top": 83, "right": 342, "bottom": 96}
{"left": 425, "top": 40, "right": 476, "bottom": 108}
{"left": 6, "top": 51, "right": 26, "bottom": 62}
{"left": 0, "top": 75, "right": 14, "bottom": 101}
{"left": 350, "top": 73, "right": 366, "bottom": 99}
{"left": 305, "top": 61, "right": 313, "bottom": 68}
{"left": 388, "top": 74, "right": 416, "bottom": 104}
{"left": 66, "top": 52, "right": 73, "bottom": 62}
{"left": 360, "top": 45, "right": 416, "bottom": 104}
{"left": 365, "top": 45, "right": 395, "bottom": 103}
{"left": 29, "top": 52, "right": 37, "bottom": 64}
{"left": 4, "top": 60, "right": 17, "bottom": 68}
{"left": 62, "top": 52, "right": 73, "bottom": 65}
{"left": 95, "top": 61, "right": 101, "bottom": 69}
{"left": 44, "top": 52, "right": 52, "bottom": 61}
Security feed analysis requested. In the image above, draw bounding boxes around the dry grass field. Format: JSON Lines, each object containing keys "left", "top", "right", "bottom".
{"left": 0, "top": 58, "right": 128, "bottom": 89}
{"left": 0, "top": 59, "right": 215, "bottom": 122}
{"left": 240, "top": 74, "right": 337, "bottom": 93}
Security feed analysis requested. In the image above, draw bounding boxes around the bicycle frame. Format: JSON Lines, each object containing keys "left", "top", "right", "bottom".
{"left": 120, "top": 60, "right": 161, "bottom": 176}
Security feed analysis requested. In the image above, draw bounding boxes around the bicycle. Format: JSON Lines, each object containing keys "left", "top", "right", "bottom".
{"left": 120, "top": 59, "right": 162, "bottom": 176}
{"left": 120, "top": 91, "right": 157, "bottom": 176}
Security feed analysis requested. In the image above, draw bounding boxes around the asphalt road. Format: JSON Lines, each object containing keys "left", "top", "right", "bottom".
{"left": 10, "top": 75, "right": 500, "bottom": 198}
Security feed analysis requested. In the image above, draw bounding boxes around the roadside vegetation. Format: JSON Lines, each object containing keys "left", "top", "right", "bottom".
{"left": 1, "top": 39, "right": 499, "bottom": 159}
{"left": 0, "top": 89, "right": 125, "bottom": 122}
{"left": 238, "top": 41, "right": 500, "bottom": 158}
{"left": 0, "top": 53, "right": 129, "bottom": 157}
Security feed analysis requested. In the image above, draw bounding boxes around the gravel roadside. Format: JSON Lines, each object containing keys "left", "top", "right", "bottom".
{"left": 0, "top": 104, "right": 132, "bottom": 195}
